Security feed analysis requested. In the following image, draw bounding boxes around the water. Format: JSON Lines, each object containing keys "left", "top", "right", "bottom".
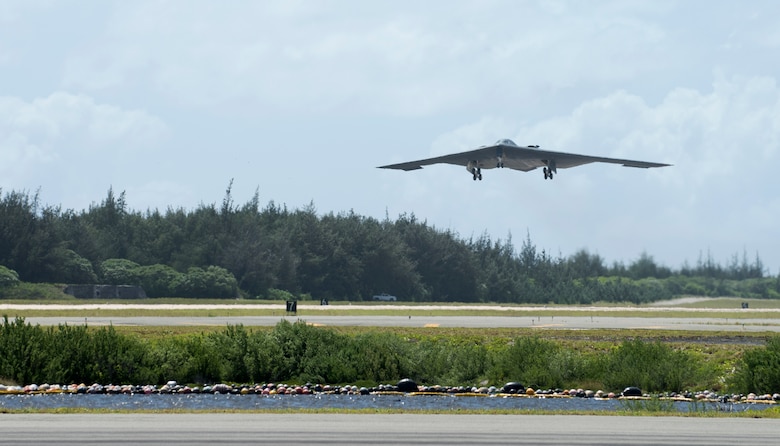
{"left": 0, "top": 393, "right": 771, "bottom": 413}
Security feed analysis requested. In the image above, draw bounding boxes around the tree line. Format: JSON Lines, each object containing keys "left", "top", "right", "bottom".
{"left": 1, "top": 185, "right": 778, "bottom": 303}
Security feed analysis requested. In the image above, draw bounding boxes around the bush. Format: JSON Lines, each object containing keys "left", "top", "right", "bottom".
{"left": 411, "top": 338, "right": 489, "bottom": 385}
{"left": 0, "top": 317, "right": 152, "bottom": 385}
{"left": 0, "top": 265, "right": 20, "bottom": 288}
{"left": 174, "top": 266, "right": 238, "bottom": 298}
{"left": 728, "top": 336, "right": 780, "bottom": 394}
{"left": 489, "top": 337, "right": 582, "bottom": 389}
{"left": 0, "top": 318, "right": 745, "bottom": 392}
{"left": 0, "top": 317, "right": 47, "bottom": 384}
{"left": 0, "top": 282, "right": 70, "bottom": 300}
{"left": 136, "top": 264, "right": 181, "bottom": 297}
{"left": 599, "top": 339, "right": 698, "bottom": 392}
{"left": 48, "top": 248, "right": 98, "bottom": 284}
{"left": 266, "top": 288, "right": 296, "bottom": 301}
{"left": 100, "top": 259, "right": 141, "bottom": 285}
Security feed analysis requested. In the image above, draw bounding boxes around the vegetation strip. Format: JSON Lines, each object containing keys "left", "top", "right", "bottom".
{"left": 3, "top": 317, "right": 780, "bottom": 399}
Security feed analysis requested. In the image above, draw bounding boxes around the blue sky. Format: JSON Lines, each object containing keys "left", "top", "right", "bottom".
{"left": 2, "top": 1, "right": 779, "bottom": 273}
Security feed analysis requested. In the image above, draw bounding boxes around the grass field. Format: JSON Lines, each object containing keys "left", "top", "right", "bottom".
{"left": 3, "top": 296, "right": 779, "bottom": 343}
{"left": 3, "top": 296, "right": 780, "bottom": 318}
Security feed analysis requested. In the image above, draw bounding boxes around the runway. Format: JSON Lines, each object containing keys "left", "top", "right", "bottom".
{"left": 16, "top": 314, "right": 780, "bottom": 332}
{"left": 1, "top": 413, "right": 778, "bottom": 445}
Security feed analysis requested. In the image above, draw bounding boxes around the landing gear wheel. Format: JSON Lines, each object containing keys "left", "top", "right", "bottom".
{"left": 543, "top": 168, "right": 549, "bottom": 179}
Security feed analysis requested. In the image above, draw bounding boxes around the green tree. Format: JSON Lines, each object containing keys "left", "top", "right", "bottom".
{"left": 100, "top": 259, "right": 142, "bottom": 285}
{"left": 47, "top": 248, "right": 98, "bottom": 284}
{"left": 0, "top": 265, "right": 20, "bottom": 288}
{"left": 136, "top": 264, "right": 181, "bottom": 297}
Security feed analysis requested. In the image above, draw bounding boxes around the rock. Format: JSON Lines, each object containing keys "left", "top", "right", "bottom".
{"left": 502, "top": 382, "right": 525, "bottom": 394}
{"left": 397, "top": 379, "right": 418, "bottom": 393}
{"left": 621, "top": 386, "right": 642, "bottom": 397}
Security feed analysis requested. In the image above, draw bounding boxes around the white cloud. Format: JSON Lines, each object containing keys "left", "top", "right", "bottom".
{"left": 503, "top": 75, "right": 780, "bottom": 189}
{"left": 0, "top": 92, "right": 167, "bottom": 194}
{"left": 59, "top": 0, "right": 693, "bottom": 117}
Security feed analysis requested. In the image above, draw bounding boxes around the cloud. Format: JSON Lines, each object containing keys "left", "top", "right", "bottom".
{"left": 0, "top": 92, "right": 167, "bottom": 192}
{"left": 59, "top": 1, "right": 692, "bottom": 117}
{"left": 506, "top": 75, "right": 780, "bottom": 187}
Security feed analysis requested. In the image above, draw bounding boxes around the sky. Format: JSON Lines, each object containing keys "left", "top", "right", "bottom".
{"left": 2, "top": 1, "right": 779, "bottom": 274}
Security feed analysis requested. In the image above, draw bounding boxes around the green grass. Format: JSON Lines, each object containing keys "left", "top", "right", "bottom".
{"left": 4, "top": 296, "right": 780, "bottom": 318}
{"left": 4, "top": 308, "right": 780, "bottom": 318}
{"left": 675, "top": 297, "right": 780, "bottom": 309}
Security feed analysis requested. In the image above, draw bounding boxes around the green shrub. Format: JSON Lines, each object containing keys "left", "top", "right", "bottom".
{"left": 410, "top": 338, "right": 489, "bottom": 385}
{"left": 489, "top": 336, "right": 581, "bottom": 389}
{"left": 0, "top": 317, "right": 47, "bottom": 384}
{"left": 48, "top": 248, "right": 98, "bottom": 284}
{"left": 174, "top": 266, "right": 238, "bottom": 298}
{"left": 728, "top": 336, "right": 780, "bottom": 394}
{"left": 0, "top": 265, "right": 20, "bottom": 288}
{"left": 136, "top": 264, "right": 181, "bottom": 297}
{"left": 0, "top": 317, "right": 748, "bottom": 393}
{"left": 599, "top": 339, "right": 697, "bottom": 392}
{"left": 267, "top": 288, "right": 296, "bottom": 301}
{"left": 100, "top": 259, "right": 141, "bottom": 285}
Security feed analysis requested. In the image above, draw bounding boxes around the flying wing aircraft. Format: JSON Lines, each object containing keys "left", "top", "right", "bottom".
{"left": 378, "top": 139, "right": 671, "bottom": 181}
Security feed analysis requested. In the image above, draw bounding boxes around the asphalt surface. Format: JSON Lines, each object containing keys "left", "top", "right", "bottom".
{"left": 17, "top": 314, "right": 780, "bottom": 332}
{"left": 1, "top": 413, "right": 779, "bottom": 445}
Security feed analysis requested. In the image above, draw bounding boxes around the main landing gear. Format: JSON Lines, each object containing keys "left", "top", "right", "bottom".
{"left": 543, "top": 168, "right": 554, "bottom": 180}
{"left": 471, "top": 167, "right": 482, "bottom": 181}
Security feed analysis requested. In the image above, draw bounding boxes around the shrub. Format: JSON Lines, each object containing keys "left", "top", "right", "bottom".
{"left": 48, "top": 248, "right": 98, "bottom": 284}
{"left": 728, "top": 336, "right": 780, "bottom": 394}
{"left": 100, "top": 259, "right": 141, "bottom": 285}
{"left": 0, "top": 265, "right": 20, "bottom": 288}
{"left": 599, "top": 339, "right": 697, "bottom": 392}
{"left": 174, "top": 266, "right": 238, "bottom": 298}
{"left": 489, "top": 337, "right": 581, "bottom": 389}
{"left": 136, "top": 264, "right": 181, "bottom": 297}
{"left": 267, "top": 288, "right": 296, "bottom": 301}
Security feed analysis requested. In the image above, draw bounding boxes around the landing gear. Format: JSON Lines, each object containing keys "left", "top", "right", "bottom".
{"left": 467, "top": 161, "right": 483, "bottom": 181}
{"left": 543, "top": 168, "right": 554, "bottom": 180}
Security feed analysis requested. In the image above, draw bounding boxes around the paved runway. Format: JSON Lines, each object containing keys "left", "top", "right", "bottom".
{"left": 1, "top": 413, "right": 778, "bottom": 445}
{"left": 17, "top": 314, "right": 780, "bottom": 332}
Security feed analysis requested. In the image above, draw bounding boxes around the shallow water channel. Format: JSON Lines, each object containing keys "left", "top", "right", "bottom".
{"left": 1, "top": 393, "right": 771, "bottom": 413}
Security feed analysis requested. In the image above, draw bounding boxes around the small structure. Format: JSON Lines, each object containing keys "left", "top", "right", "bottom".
{"left": 64, "top": 284, "right": 147, "bottom": 299}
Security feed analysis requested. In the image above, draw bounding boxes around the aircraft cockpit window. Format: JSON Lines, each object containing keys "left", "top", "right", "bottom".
{"left": 496, "top": 139, "right": 517, "bottom": 146}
